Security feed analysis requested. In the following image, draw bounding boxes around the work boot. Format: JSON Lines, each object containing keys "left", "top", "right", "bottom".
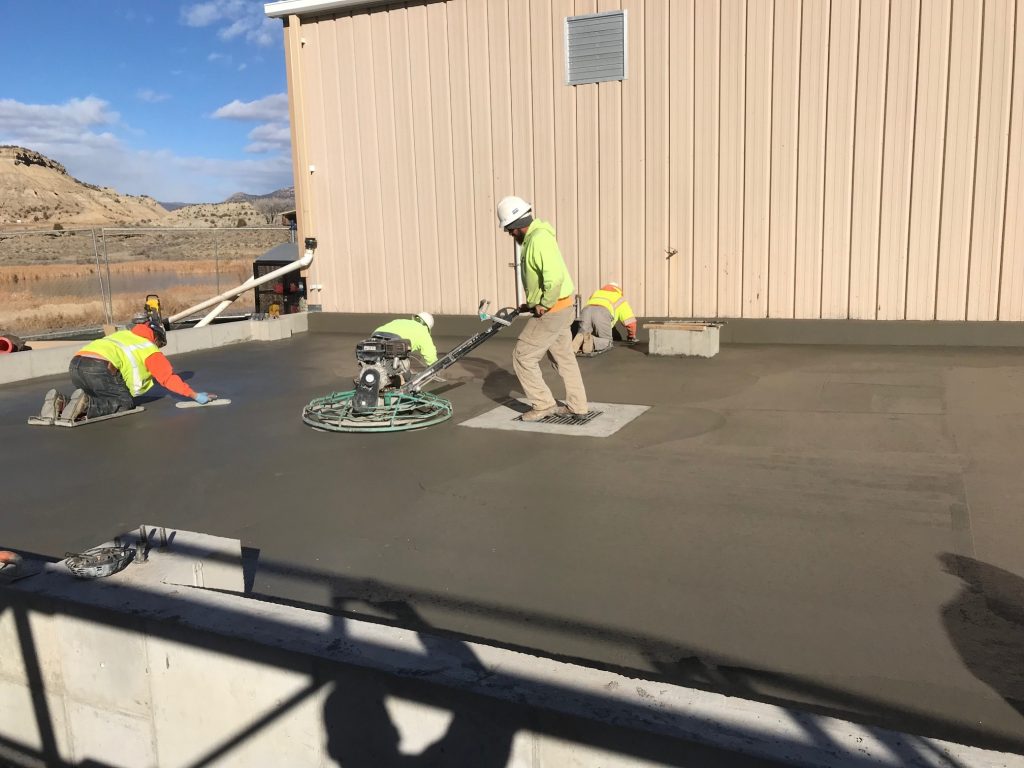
{"left": 581, "top": 332, "right": 595, "bottom": 355}
{"left": 59, "top": 389, "right": 89, "bottom": 423}
{"left": 521, "top": 406, "right": 557, "bottom": 423}
{"left": 555, "top": 405, "right": 589, "bottom": 418}
{"left": 38, "top": 389, "right": 67, "bottom": 424}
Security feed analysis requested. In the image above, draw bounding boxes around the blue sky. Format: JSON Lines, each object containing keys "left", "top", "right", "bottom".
{"left": 0, "top": 0, "right": 292, "bottom": 202}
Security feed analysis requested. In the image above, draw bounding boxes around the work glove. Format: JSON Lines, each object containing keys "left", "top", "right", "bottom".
{"left": 194, "top": 392, "right": 211, "bottom": 405}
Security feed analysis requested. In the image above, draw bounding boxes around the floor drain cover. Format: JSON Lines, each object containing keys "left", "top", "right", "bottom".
{"left": 516, "top": 410, "right": 603, "bottom": 426}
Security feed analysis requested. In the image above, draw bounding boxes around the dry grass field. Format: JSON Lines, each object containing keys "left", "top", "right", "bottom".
{"left": 0, "top": 228, "right": 290, "bottom": 335}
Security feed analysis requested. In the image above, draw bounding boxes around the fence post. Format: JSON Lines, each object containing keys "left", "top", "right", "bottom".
{"left": 92, "top": 229, "right": 111, "bottom": 325}
{"left": 100, "top": 229, "right": 114, "bottom": 324}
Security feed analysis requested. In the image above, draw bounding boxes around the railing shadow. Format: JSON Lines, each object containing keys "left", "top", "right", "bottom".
{"left": 0, "top": 542, "right": 1017, "bottom": 767}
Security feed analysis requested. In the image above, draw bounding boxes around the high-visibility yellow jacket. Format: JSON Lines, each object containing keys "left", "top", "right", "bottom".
{"left": 521, "top": 220, "right": 574, "bottom": 310}
{"left": 586, "top": 286, "right": 637, "bottom": 329}
{"left": 374, "top": 318, "right": 438, "bottom": 364}
{"left": 77, "top": 330, "right": 159, "bottom": 396}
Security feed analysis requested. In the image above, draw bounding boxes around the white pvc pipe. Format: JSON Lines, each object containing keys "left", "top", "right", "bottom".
{"left": 169, "top": 243, "right": 315, "bottom": 325}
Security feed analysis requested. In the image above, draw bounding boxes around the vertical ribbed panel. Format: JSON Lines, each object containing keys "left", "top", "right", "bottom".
{"left": 291, "top": 0, "right": 1024, "bottom": 321}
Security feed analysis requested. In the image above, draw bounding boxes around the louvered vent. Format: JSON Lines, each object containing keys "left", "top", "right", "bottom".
{"left": 565, "top": 10, "right": 627, "bottom": 86}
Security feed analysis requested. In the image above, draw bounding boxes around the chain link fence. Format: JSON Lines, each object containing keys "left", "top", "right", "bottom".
{"left": 0, "top": 227, "right": 293, "bottom": 338}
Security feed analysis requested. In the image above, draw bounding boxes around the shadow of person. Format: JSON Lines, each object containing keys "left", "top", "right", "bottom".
{"left": 323, "top": 599, "right": 520, "bottom": 767}
{"left": 481, "top": 364, "right": 522, "bottom": 407}
{"left": 939, "top": 553, "right": 1024, "bottom": 718}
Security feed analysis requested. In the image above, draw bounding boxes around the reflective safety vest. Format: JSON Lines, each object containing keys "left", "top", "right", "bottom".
{"left": 77, "top": 330, "right": 159, "bottom": 396}
{"left": 586, "top": 288, "right": 636, "bottom": 327}
{"left": 373, "top": 318, "right": 438, "bottom": 365}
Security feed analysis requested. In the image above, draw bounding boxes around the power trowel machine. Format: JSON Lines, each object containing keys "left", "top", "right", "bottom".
{"left": 302, "top": 301, "right": 522, "bottom": 433}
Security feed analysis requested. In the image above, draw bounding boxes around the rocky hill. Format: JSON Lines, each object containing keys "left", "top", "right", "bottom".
{"left": 0, "top": 146, "right": 169, "bottom": 228}
{"left": 225, "top": 187, "right": 295, "bottom": 219}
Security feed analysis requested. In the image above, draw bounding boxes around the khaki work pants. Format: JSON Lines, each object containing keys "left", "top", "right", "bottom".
{"left": 513, "top": 308, "right": 588, "bottom": 413}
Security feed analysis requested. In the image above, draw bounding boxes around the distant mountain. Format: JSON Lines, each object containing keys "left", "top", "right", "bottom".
{"left": 157, "top": 201, "right": 194, "bottom": 212}
{"left": 224, "top": 187, "right": 295, "bottom": 218}
{"left": 0, "top": 146, "right": 295, "bottom": 229}
{"left": 0, "top": 146, "right": 168, "bottom": 227}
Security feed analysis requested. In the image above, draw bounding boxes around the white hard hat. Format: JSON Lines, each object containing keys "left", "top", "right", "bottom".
{"left": 496, "top": 195, "right": 532, "bottom": 230}
{"left": 607, "top": 281, "right": 621, "bottom": 290}
{"left": 415, "top": 311, "right": 434, "bottom": 330}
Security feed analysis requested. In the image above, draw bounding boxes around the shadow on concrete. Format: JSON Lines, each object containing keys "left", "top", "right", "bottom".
{"left": 940, "top": 553, "right": 1024, "bottom": 719}
{"left": 323, "top": 599, "right": 520, "bottom": 768}
{"left": 0, "top": 543, "right": 1014, "bottom": 767}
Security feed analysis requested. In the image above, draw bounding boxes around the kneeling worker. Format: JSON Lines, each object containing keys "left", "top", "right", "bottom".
{"left": 38, "top": 314, "right": 213, "bottom": 424}
{"left": 573, "top": 282, "right": 638, "bottom": 355}
{"left": 373, "top": 312, "right": 438, "bottom": 365}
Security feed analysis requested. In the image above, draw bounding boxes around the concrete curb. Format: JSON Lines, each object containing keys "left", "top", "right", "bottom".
{"left": 6, "top": 530, "right": 1021, "bottom": 768}
{"left": 0, "top": 313, "right": 308, "bottom": 386}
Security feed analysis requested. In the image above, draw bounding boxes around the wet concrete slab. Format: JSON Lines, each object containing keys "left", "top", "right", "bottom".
{"left": 2, "top": 333, "right": 1024, "bottom": 753}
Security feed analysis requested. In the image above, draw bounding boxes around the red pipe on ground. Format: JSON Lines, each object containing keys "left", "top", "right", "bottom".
{"left": 0, "top": 337, "right": 14, "bottom": 354}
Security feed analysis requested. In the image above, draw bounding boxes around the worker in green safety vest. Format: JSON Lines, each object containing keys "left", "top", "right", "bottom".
{"left": 373, "top": 312, "right": 438, "bottom": 365}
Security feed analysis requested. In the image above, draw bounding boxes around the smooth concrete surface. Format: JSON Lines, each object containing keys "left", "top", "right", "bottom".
{"left": 2, "top": 331, "right": 1024, "bottom": 756}
{"left": 0, "top": 312, "right": 308, "bottom": 386}
{"left": 1, "top": 542, "right": 1018, "bottom": 768}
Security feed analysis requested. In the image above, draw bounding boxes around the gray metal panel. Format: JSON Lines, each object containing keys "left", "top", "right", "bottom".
{"left": 565, "top": 10, "right": 627, "bottom": 86}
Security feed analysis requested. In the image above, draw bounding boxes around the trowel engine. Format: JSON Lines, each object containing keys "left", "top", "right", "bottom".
{"left": 352, "top": 336, "right": 413, "bottom": 412}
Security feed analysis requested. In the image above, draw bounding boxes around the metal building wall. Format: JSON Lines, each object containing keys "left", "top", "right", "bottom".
{"left": 291, "top": 0, "right": 1024, "bottom": 320}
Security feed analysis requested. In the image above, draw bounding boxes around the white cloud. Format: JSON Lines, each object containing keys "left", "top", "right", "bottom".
{"left": 181, "top": 0, "right": 279, "bottom": 47}
{"left": 245, "top": 122, "right": 291, "bottom": 153}
{"left": 213, "top": 93, "right": 288, "bottom": 122}
{"left": 0, "top": 97, "right": 292, "bottom": 201}
{"left": 212, "top": 94, "right": 290, "bottom": 155}
{"left": 137, "top": 89, "right": 171, "bottom": 103}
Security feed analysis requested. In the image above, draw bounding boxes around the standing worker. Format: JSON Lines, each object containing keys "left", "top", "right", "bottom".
{"left": 573, "top": 282, "right": 638, "bottom": 355}
{"left": 497, "top": 195, "right": 588, "bottom": 421}
{"left": 372, "top": 312, "right": 438, "bottom": 365}
{"left": 37, "top": 312, "right": 213, "bottom": 424}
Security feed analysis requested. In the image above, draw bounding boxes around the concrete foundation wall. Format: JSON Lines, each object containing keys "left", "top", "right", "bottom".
{"left": 0, "top": 535, "right": 1018, "bottom": 768}
{"left": 0, "top": 313, "right": 308, "bottom": 386}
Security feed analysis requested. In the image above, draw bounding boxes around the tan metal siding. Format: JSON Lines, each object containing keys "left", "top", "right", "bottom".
{"left": 667, "top": 0, "right": 694, "bottom": 317}
{"left": 968, "top": 0, "right": 1015, "bottom": 320}
{"left": 1000, "top": 0, "right": 1024, "bottom": 319}
{"left": 768, "top": 0, "right": 800, "bottom": 319}
{"left": 876, "top": 0, "right": 920, "bottom": 321}
{"left": 743, "top": 0, "right": 772, "bottom": 319}
{"left": 597, "top": 0, "right": 623, "bottom": 305}
{"left": 693, "top": 1, "right": 720, "bottom": 316}
{"left": 794, "top": 0, "right": 829, "bottom": 319}
{"left": 289, "top": 0, "right": 1024, "bottom": 320}
{"left": 576, "top": 0, "right": 601, "bottom": 297}
{"left": 848, "top": 0, "right": 888, "bottom": 321}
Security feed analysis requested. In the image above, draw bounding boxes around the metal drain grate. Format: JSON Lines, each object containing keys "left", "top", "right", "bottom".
{"left": 516, "top": 410, "right": 603, "bottom": 426}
